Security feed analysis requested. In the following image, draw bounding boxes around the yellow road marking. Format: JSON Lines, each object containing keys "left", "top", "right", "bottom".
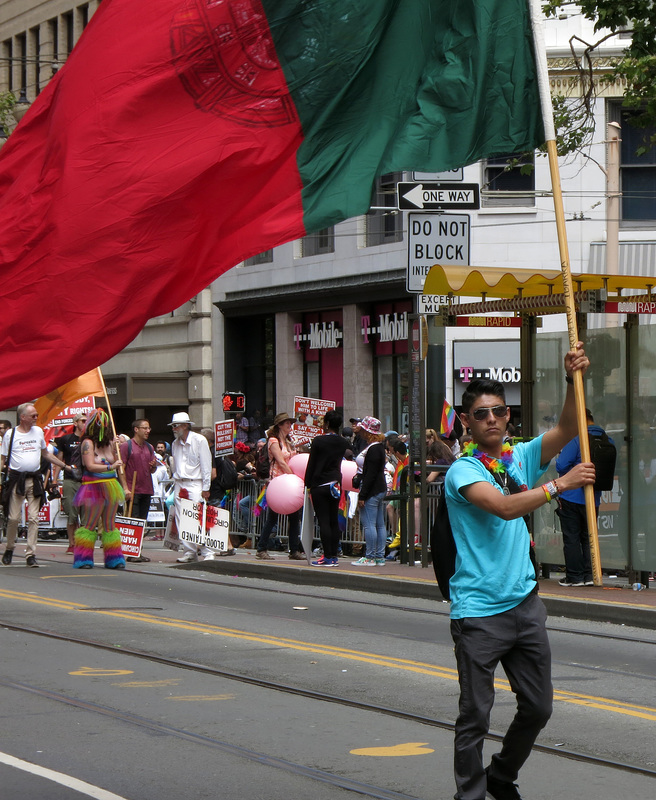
{"left": 166, "top": 694, "right": 236, "bottom": 702}
{"left": 112, "top": 679, "right": 181, "bottom": 687}
{"left": 69, "top": 667, "right": 134, "bottom": 676}
{"left": 2, "top": 588, "right": 654, "bottom": 721}
{"left": 350, "top": 742, "right": 434, "bottom": 757}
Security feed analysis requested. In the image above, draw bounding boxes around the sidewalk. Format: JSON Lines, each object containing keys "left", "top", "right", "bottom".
{"left": 37, "top": 537, "right": 656, "bottom": 630}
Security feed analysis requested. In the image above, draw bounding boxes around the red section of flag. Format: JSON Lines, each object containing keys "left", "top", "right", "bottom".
{"left": 0, "top": 0, "right": 304, "bottom": 409}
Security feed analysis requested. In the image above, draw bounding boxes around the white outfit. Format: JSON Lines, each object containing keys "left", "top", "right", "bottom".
{"left": 1, "top": 426, "right": 47, "bottom": 558}
{"left": 171, "top": 430, "right": 212, "bottom": 556}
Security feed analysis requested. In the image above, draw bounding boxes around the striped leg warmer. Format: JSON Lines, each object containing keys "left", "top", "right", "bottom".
{"left": 102, "top": 529, "right": 126, "bottom": 569}
{"left": 74, "top": 527, "right": 96, "bottom": 568}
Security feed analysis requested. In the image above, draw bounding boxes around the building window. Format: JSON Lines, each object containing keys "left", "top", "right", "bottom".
{"left": 301, "top": 227, "right": 335, "bottom": 257}
{"left": 63, "top": 12, "right": 75, "bottom": 55}
{"left": 374, "top": 354, "right": 408, "bottom": 434}
{"left": 482, "top": 152, "right": 535, "bottom": 207}
{"left": 1, "top": 40, "right": 12, "bottom": 92}
{"left": 305, "top": 362, "right": 320, "bottom": 398}
{"left": 366, "top": 172, "right": 403, "bottom": 246}
{"left": 244, "top": 250, "right": 273, "bottom": 266}
{"left": 609, "top": 107, "right": 656, "bottom": 224}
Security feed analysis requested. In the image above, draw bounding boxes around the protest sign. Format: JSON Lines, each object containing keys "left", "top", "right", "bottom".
{"left": 214, "top": 419, "right": 235, "bottom": 457}
{"left": 178, "top": 497, "right": 230, "bottom": 553}
{"left": 115, "top": 515, "right": 146, "bottom": 558}
{"left": 293, "top": 396, "right": 336, "bottom": 446}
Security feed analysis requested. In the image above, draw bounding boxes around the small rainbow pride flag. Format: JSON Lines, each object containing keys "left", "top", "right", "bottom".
{"left": 337, "top": 492, "right": 349, "bottom": 533}
{"left": 253, "top": 486, "right": 267, "bottom": 517}
{"left": 440, "top": 399, "right": 456, "bottom": 436}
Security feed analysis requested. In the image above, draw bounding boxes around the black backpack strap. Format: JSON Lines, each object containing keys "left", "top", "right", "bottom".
{"left": 2, "top": 427, "right": 16, "bottom": 484}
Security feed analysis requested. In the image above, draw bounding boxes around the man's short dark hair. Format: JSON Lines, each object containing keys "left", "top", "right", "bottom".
{"left": 324, "top": 410, "right": 342, "bottom": 432}
{"left": 389, "top": 437, "right": 407, "bottom": 456}
{"left": 132, "top": 418, "right": 149, "bottom": 433}
{"left": 461, "top": 379, "right": 506, "bottom": 413}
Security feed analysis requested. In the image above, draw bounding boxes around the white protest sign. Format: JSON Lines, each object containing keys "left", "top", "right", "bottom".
{"left": 178, "top": 497, "right": 230, "bottom": 553}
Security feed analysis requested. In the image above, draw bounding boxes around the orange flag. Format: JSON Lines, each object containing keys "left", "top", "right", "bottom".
{"left": 34, "top": 369, "right": 105, "bottom": 429}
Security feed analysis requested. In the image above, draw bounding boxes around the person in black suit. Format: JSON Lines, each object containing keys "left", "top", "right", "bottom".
{"left": 305, "top": 410, "right": 349, "bottom": 567}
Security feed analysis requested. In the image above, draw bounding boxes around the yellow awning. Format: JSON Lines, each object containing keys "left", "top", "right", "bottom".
{"left": 423, "top": 266, "right": 654, "bottom": 299}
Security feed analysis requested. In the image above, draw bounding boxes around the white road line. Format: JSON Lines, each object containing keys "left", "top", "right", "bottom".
{"left": 0, "top": 751, "right": 130, "bottom": 800}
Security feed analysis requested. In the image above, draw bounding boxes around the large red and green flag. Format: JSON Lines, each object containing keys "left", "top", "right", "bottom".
{"left": 0, "top": 0, "right": 547, "bottom": 409}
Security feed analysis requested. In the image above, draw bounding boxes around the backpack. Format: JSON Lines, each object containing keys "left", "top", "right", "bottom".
{"left": 256, "top": 443, "right": 270, "bottom": 479}
{"left": 430, "top": 470, "right": 535, "bottom": 602}
{"left": 588, "top": 431, "right": 616, "bottom": 492}
{"left": 430, "top": 490, "right": 458, "bottom": 601}
{"left": 216, "top": 457, "right": 238, "bottom": 490}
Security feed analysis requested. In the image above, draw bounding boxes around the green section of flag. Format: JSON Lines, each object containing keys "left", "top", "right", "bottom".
{"left": 263, "top": 0, "right": 543, "bottom": 233}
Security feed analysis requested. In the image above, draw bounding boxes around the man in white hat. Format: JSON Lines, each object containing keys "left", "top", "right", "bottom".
{"left": 168, "top": 412, "right": 214, "bottom": 562}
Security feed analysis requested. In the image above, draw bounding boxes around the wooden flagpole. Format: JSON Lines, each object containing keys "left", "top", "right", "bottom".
{"left": 96, "top": 367, "right": 129, "bottom": 494}
{"left": 530, "top": 1, "right": 602, "bottom": 585}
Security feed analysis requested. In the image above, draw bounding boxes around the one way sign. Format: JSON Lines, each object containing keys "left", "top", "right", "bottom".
{"left": 397, "top": 182, "right": 480, "bottom": 211}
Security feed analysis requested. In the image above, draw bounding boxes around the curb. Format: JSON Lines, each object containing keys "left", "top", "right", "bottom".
{"left": 172, "top": 558, "right": 656, "bottom": 629}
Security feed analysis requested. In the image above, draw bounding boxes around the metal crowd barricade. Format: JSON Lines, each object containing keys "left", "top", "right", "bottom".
{"left": 149, "top": 468, "right": 446, "bottom": 565}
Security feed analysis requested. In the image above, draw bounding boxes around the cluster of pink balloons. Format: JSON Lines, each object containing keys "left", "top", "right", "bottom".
{"left": 266, "top": 455, "right": 360, "bottom": 514}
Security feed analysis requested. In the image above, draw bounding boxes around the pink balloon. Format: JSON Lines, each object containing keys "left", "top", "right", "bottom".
{"left": 341, "top": 459, "right": 359, "bottom": 492}
{"left": 289, "top": 453, "right": 309, "bottom": 479}
{"left": 266, "top": 473, "right": 305, "bottom": 514}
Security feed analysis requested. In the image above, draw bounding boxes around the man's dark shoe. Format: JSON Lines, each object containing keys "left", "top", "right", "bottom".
{"left": 26, "top": 555, "right": 39, "bottom": 568}
{"left": 486, "top": 768, "right": 522, "bottom": 800}
{"left": 2, "top": 549, "right": 13, "bottom": 565}
{"left": 126, "top": 555, "right": 151, "bottom": 562}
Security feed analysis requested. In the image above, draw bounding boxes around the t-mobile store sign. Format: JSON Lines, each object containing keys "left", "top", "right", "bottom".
{"left": 453, "top": 340, "right": 521, "bottom": 405}
{"left": 361, "top": 311, "right": 408, "bottom": 344}
{"left": 294, "top": 320, "right": 342, "bottom": 350}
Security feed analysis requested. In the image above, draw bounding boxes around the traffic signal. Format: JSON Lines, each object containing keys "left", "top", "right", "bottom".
{"left": 222, "top": 392, "right": 245, "bottom": 413}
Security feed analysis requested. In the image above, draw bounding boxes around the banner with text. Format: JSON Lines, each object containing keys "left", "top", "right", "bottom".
{"left": 115, "top": 515, "right": 146, "bottom": 558}
{"left": 178, "top": 497, "right": 230, "bottom": 553}
{"left": 293, "top": 396, "right": 336, "bottom": 445}
{"left": 44, "top": 396, "right": 97, "bottom": 444}
{"left": 214, "top": 419, "right": 235, "bottom": 457}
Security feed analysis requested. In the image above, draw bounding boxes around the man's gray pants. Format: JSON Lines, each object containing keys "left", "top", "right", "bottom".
{"left": 450, "top": 593, "right": 553, "bottom": 800}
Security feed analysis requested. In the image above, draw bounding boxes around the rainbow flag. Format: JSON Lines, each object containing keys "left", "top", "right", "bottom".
{"left": 440, "top": 400, "right": 456, "bottom": 436}
{"left": 337, "top": 492, "right": 349, "bottom": 533}
{"left": 252, "top": 486, "right": 267, "bottom": 517}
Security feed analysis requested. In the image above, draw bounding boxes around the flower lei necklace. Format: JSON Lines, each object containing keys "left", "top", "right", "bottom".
{"left": 462, "top": 441, "right": 513, "bottom": 474}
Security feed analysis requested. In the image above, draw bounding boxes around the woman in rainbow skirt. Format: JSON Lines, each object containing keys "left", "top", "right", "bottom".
{"left": 73, "top": 409, "right": 127, "bottom": 569}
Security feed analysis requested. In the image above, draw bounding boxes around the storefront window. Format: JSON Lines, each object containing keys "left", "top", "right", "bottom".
{"left": 375, "top": 354, "right": 408, "bottom": 434}
{"left": 533, "top": 326, "right": 631, "bottom": 571}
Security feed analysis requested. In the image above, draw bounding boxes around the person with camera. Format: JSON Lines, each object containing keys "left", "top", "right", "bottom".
{"left": 53, "top": 412, "right": 88, "bottom": 554}
{"left": 1, "top": 403, "right": 72, "bottom": 568}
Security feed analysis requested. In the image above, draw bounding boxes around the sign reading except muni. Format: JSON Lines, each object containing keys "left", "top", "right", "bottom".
{"left": 407, "top": 213, "right": 470, "bottom": 293}
{"left": 397, "top": 182, "right": 480, "bottom": 210}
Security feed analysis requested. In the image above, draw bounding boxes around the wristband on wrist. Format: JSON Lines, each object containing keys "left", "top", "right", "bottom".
{"left": 565, "top": 374, "right": 573, "bottom": 384}
{"left": 541, "top": 484, "right": 552, "bottom": 503}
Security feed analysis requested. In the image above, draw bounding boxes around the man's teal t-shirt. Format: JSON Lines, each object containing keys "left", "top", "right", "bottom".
{"left": 444, "top": 436, "right": 547, "bottom": 620}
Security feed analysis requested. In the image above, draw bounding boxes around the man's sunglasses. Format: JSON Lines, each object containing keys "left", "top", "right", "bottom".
{"left": 469, "top": 405, "right": 508, "bottom": 421}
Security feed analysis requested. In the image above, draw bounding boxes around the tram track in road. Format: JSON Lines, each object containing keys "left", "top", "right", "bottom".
{"left": 114, "top": 565, "right": 656, "bottom": 647}
{"left": 0, "top": 675, "right": 418, "bottom": 800}
{"left": 1, "top": 618, "right": 655, "bottom": 781}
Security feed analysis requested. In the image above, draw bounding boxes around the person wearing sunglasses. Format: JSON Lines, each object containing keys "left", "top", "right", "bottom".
{"left": 1, "top": 403, "right": 71, "bottom": 567}
{"left": 443, "top": 342, "right": 595, "bottom": 800}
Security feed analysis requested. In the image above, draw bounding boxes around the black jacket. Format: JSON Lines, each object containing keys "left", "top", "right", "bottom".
{"left": 305, "top": 433, "right": 349, "bottom": 489}
{"left": 359, "top": 442, "right": 387, "bottom": 501}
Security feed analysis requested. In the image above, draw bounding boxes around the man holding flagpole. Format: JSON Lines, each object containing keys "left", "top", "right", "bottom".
{"left": 445, "top": 343, "right": 595, "bottom": 800}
